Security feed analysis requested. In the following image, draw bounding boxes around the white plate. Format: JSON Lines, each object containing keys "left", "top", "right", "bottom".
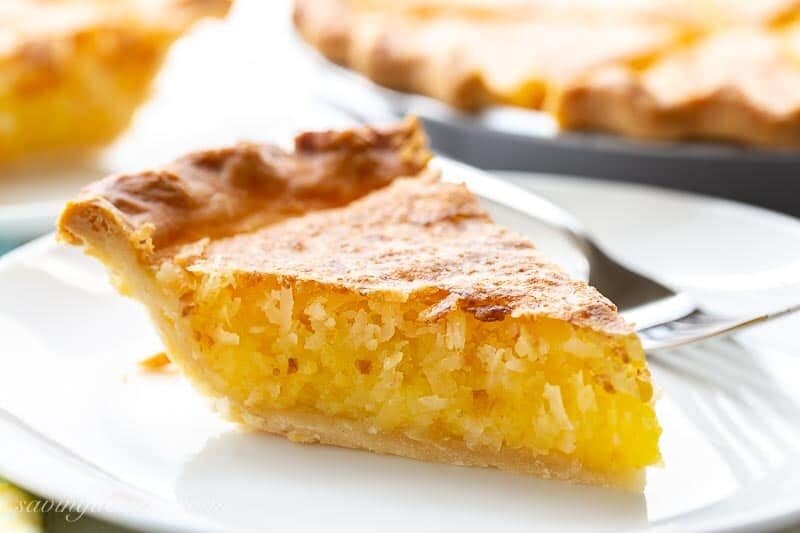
{"left": 2, "top": 173, "right": 800, "bottom": 532}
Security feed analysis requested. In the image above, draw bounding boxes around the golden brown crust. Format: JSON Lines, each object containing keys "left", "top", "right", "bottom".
{"left": 58, "top": 117, "right": 631, "bottom": 336}
{"left": 293, "top": 0, "right": 495, "bottom": 110}
{"left": 294, "top": 0, "right": 800, "bottom": 147}
{"left": 0, "top": 0, "right": 231, "bottom": 34}
{"left": 59, "top": 116, "right": 431, "bottom": 249}
{"left": 555, "top": 28, "right": 800, "bottom": 148}
{"left": 293, "top": 0, "right": 681, "bottom": 111}
{"left": 1, "top": 0, "right": 232, "bottom": 81}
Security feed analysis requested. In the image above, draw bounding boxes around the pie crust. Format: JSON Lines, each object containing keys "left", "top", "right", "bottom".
{"left": 294, "top": 0, "right": 800, "bottom": 147}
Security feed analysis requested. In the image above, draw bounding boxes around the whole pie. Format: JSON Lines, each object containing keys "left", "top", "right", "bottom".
{"left": 0, "top": 0, "right": 231, "bottom": 163}
{"left": 58, "top": 118, "right": 661, "bottom": 490}
{"left": 294, "top": 0, "right": 800, "bottom": 148}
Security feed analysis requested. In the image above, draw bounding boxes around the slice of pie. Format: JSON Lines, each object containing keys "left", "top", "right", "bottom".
{"left": 0, "top": 0, "right": 231, "bottom": 163}
{"left": 58, "top": 118, "right": 661, "bottom": 490}
{"left": 294, "top": 0, "right": 800, "bottom": 147}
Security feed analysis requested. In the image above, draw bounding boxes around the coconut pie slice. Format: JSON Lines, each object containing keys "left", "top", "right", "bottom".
{"left": 58, "top": 117, "right": 661, "bottom": 490}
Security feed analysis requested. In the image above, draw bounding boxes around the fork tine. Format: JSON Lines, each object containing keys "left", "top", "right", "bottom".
{"left": 762, "top": 302, "right": 800, "bottom": 323}
{"left": 640, "top": 302, "right": 800, "bottom": 352}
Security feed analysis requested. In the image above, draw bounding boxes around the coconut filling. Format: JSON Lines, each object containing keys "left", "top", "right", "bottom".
{"left": 154, "top": 259, "right": 661, "bottom": 478}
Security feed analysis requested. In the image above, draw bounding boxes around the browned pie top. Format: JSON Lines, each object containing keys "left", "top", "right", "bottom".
{"left": 192, "top": 174, "right": 632, "bottom": 334}
{"left": 58, "top": 117, "right": 633, "bottom": 336}
{"left": 320, "top": 0, "right": 799, "bottom": 27}
{"left": 0, "top": 0, "right": 231, "bottom": 53}
{"left": 0, "top": 0, "right": 231, "bottom": 101}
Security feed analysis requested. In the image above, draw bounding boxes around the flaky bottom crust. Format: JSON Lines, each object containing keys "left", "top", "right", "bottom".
{"left": 225, "top": 407, "right": 644, "bottom": 491}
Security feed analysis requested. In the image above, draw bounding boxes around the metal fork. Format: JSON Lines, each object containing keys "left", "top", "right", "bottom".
{"left": 318, "top": 99, "right": 800, "bottom": 352}
{"left": 433, "top": 157, "right": 800, "bottom": 352}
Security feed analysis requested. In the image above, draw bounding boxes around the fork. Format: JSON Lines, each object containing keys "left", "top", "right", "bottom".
{"left": 434, "top": 157, "right": 800, "bottom": 352}
{"left": 318, "top": 99, "right": 800, "bottom": 352}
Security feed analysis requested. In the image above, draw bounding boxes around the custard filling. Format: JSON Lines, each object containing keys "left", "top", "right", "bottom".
{"left": 157, "top": 265, "right": 661, "bottom": 477}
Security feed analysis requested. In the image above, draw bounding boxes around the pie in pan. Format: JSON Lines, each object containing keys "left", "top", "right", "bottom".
{"left": 58, "top": 118, "right": 661, "bottom": 490}
{"left": 294, "top": 0, "right": 800, "bottom": 148}
{"left": 0, "top": 0, "right": 231, "bottom": 163}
